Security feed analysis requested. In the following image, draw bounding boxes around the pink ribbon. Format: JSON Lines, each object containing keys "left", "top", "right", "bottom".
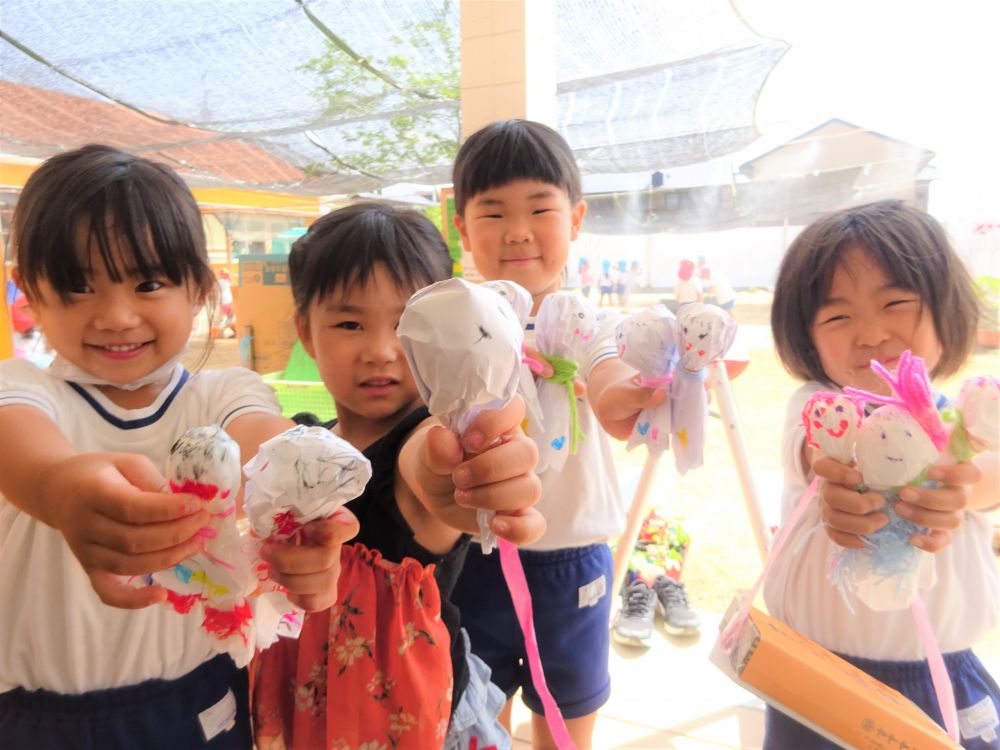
{"left": 911, "top": 595, "right": 959, "bottom": 741}
{"left": 498, "top": 538, "right": 577, "bottom": 749}
{"left": 639, "top": 374, "right": 672, "bottom": 389}
{"left": 721, "top": 477, "right": 818, "bottom": 651}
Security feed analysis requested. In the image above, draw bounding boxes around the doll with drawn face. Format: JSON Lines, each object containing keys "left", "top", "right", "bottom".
{"left": 803, "top": 353, "right": 948, "bottom": 611}
{"left": 668, "top": 303, "right": 736, "bottom": 473}
{"left": 529, "top": 291, "right": 603, "bottom": 473}
{"left": 398, "top": 277, "right": 523, "bottom": 551}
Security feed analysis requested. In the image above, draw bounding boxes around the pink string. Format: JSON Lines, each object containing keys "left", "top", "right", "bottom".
{"left": 498, "top": 538, "right": 577, "bottom": 749}
{"left": 639, "top": 374, "right": 672, "bottom": 389}
{"left": 911, "top": 595, "right": 959, "bottom": 741}
{"left": 721, "top": 477, "right": 818, "bottom": 650}
{"left": 523, "top": 355, "right": 545, "bottom": 374}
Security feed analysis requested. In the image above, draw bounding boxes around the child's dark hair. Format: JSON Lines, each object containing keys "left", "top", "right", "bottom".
{"left": 452, "top": 119, "right": 581, "bottom": 216}
{"left": 771, "top": 199, "right": 979, "bottom": 383}
{"left": 289, "top": 202, "right": 452, "bottom": 316}
{"left": 13, "top": 144, "right": 216, "bottom": 305}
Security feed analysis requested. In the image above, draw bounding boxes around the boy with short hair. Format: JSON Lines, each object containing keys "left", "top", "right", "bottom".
{"left": 451, "top": 119, "right": 664, "bottom": 749}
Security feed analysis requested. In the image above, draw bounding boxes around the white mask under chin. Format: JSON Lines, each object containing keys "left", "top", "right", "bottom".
{"left": 48, "top": 354, "right": 185, "bottom": 391}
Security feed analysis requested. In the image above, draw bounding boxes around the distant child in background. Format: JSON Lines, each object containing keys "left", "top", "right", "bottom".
{"left": 252, "top": 203, "right": 545, "bottom": 750}
{"left": 615, "top": 259, "right": 629, "bottom": 306}
{"left": 579, "top": 256, "right": 594, "bottom": 300}
{"left": 764, "top": 200, "right": 1000, "bottom": 749}
{"left": 699, "top": 264, "right": 736, "bottom": 311}
{"left": 452, "top": 118, "right": 665, "bottom": 750}
{"left": 0, "top": 145, "right": 350, "bottom": 748}
{"left": 597, "top": 258, "right": 614, "bottom": 307}
{"left": 674, "top": 258, "right": 702, "bottom": 307}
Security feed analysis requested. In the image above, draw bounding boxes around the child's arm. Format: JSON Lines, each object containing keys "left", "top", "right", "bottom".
{"left": 586, "top": 357, "right": 667, "bottom": 440}
{"left": 0, "top": 404, "right": 209, "bottom": 609}
{"left": 397, "top": 395, "right": 545, "bottom": 553}
{"left": 225, "top": 412, "right": 360, "bottom": 613}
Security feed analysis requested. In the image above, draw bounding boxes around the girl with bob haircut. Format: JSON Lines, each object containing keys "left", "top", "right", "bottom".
{"left": 763, "top": 200, "right": 999, "bottom": 749}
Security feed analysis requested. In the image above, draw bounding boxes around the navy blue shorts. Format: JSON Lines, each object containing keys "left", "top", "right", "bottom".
{"left": 0, "top": 654, "right": 251, "bottom": 750}
{"left": 453, "top": 543, "right": 613, "bottom": 719}
{"left": 764, "top": 649, "right": 1000, "bottom": 749}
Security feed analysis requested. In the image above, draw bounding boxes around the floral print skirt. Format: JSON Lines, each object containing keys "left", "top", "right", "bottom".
{"left": 252, "top": 543, "right": 454, "bottom": 749}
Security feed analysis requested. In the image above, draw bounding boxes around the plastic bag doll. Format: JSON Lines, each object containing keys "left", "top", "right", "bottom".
{"left": 242, "top": 425, "right": 373, "bottom": 645}
{"left": 670, "top": 303, "right": 737, "bottom": 473}
{"left": 153, "top": 426, "right": 262, "bottom": 665}
{"left": 814, "top": 352, "right": 949, "bottom": 610}
{"left": 614, "top": 304, "right": 680, "bottom": 455}
{"left": 531, "top": 290, "right": 603, "bottom": 473}
{"left": 397, "top": 277, "right": 523, "bottom": 553}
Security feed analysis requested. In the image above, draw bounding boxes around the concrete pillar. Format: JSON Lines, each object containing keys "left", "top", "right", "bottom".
{"left": 455, "top": 0, "right": 558, "bottom": 279}
{"left": 458, "top": 0, "right": 557, "bottom": 136}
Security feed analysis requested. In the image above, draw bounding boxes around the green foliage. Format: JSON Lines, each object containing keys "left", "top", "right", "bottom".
{"left": 976, "top": 276, "right": 1000, "bottom": 329}
{"left": 302, "top": 0, "right": 460, "bottom": 178}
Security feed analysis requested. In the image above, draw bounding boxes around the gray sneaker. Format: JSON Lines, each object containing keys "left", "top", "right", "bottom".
{"left": 612, "top": 579, "right": 656, "bottom": 647}
{"left": 653, "top": 576, "right": 701, "bottom": 635}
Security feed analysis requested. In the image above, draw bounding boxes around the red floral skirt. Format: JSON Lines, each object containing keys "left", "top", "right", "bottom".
{"left": 252, "top": 543, "right": 454, "bottom": 749}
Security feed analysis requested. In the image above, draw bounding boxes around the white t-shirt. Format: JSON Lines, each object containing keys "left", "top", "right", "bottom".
{"left": 521, "top": 313, "right": 625, "bottom": 551}
{"left": 675, "top": 278, "right": 702, "bottom": 305}
{"left": 762, "top": 381, "right": 1000, "bottom": 659}
{"left": 0, "top": 360, "right": 280, "bottom": 694}
{"left": 710, "top": 272, "right": 735, "bottom": 306}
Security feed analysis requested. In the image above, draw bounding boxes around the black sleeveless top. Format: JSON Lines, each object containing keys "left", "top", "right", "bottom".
{"left": 293, "top": 407, "right": 471, "bottom": 708}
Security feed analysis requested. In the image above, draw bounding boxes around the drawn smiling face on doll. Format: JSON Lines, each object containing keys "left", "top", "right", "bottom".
{"left": 677, "top": 303, "right": 736, "bottom": 372}
{"left": 802, "top": 392, "right": 863, "bottom": 465}
{"left": 855, "top": 406, "right": 938, "bottom": 490}
{"left": 166, "top": 426, "right": 242, "bottom": 514}
{"left": 534, "top": 291, "right": 601, "bottom": 358}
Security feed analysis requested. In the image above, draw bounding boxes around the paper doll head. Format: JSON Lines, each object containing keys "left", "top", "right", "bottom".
{"left": 802, "top": 392, "right": 864, "bottom": 465}
{"left": 855, "top": 406, "right": 938, "bottom": 490}
{"left": 956, "top": 375, "right": 1000, "bottom": 452}
{"left": 481, "top": 279, "right": 532, "bottom": 325}
{"left": 676, "top": 303, "right": 737, "bottom": 372}
{"left": 398, "top": 277, "right": 522, "bottom": 426}
{"left": 534, "top": 290, "right": 601, "bottom": 358}
{"left": 166, "top": 426, "right": 242, "bottom": 514}
{"left": 614, "top": 304, "right": 679, "bottom": 377}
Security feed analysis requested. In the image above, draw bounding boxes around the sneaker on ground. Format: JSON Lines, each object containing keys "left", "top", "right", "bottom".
{"left": 612, "top": 579, "right": 656, "bottom": 647}
{"left": 654, "top": 576, "right": 701, "bottom": 635}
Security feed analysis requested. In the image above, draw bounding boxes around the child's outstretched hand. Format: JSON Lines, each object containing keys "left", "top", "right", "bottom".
{"left": 38, "top": 452, "right": 210, "bottom": 609}
{"left": 814, "top": 456, "right": 972, "bottom": 552}
{"left": 415, "top": 395, "right": 545, "bottom": 545}
{"left": 261, "top": 506, "right": 360, "bottom": 612}
{"left": 590, "top": 364, "right": 667, "bottom": 441}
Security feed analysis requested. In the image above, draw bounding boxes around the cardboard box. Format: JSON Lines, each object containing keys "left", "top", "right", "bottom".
{"left": 711, "top": 605, "right": 960, "bottom": 750}
{"left": 233, "top": 254, "right": 298, "bottom": 375}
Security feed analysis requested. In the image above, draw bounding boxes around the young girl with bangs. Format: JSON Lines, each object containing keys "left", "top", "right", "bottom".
{"left": 0, "top": 144, "right": 355, "bottom": 748}
{"left": 764, "top": 200, "right": 1000, "bottom": 749}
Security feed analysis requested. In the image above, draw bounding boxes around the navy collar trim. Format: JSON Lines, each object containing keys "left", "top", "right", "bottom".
{"left": 67, "top": 370, "right": 191, "bottom": 430}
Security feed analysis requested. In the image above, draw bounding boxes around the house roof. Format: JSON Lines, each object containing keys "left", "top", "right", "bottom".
{"left": 739, "top": 118, "right": 935, "bottom": 178}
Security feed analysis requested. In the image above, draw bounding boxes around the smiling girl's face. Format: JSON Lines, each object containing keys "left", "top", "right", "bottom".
{"left": 809, "top": 246, "right": 942, "bottom": 394}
